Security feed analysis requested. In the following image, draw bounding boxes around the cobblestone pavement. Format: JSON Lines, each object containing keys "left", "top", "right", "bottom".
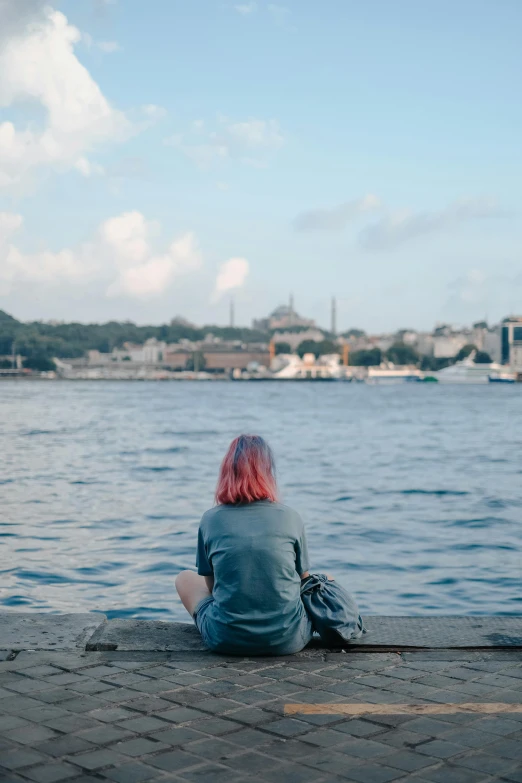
{"left": 1, "top": 648, "right": 522, "bottom": 782}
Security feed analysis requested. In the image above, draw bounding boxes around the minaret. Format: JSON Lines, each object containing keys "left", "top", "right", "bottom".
{"left": 331, "top": 296, "right": 337, "bottom": 336}
{"left": 289, "top": 294, "right": 294, "bottom": 313}
{"left": 230, "top": 299, "right": 235, "bottom": 328}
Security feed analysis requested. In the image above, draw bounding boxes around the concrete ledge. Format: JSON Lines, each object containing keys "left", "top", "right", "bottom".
{"left": 84, "top": 615, "right": 522, "bottom": 652}
{"left": 2, "top": 613, "right": 521, "bottom": 653}
{"left": 85, "top": 618, "right": 209, "bottom": 652}
{"left": 0, "top": 612, "right": 106, "bottom": 651}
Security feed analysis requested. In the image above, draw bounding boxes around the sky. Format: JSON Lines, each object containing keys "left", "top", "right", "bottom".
{"left": 0, "top": 0, "right": 521, "bottom": 332}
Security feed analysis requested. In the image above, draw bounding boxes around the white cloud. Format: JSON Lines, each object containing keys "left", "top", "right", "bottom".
{"left": 234, "top": 2, "right": 257, "bottom": 14}
{"left": 212, "top": 257, "right": 249, "bottom": 301}
{"left": 165, "top": 116, "right": 284, "bottom": 170}
{"left": 0, "top": 3, "right": 131, "bottom": 189}
{"left": 74, "top": 157, "right": 105, "bottom": 178}
{"left": 294, "top": 195, "right": 381, "bottom": 232}
{"left": 360, "top": 198, "right": 503, "bottom": 251}
{"left": 0, "top": 210, "right": 202, "bottom": 299}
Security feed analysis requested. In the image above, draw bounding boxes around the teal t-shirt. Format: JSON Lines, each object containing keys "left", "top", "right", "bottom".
{"left": 195, "top": 500, "right": 313, "bottom": 654}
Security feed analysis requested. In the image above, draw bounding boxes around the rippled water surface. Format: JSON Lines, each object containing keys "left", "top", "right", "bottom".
{"left": 1, "top": 380, "right": 521, "bottom": 619}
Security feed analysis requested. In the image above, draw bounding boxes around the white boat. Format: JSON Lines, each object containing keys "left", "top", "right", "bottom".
{"left": 435, "top": 353, "right": 504, "bottom": 384}
{"left": 366, "top": 365, "right": 424, "bottom": 384}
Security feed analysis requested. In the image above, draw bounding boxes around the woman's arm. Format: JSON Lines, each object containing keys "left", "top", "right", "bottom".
{"left": 301, "top": 571, "right": 310, "bottom": 579}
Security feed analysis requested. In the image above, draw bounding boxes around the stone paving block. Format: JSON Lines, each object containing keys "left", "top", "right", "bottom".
{"left": 113, "top": 736, "right": 171, "bottom": 757}
{"left": 222, "top": 750, "right": 281, "bottom": 773}
{"left": 193, "top": 717, "right": 243, "bottom": 736}
{"left": 402, "top": 717, "right": 460, "bottom": 736}
{"left": 158, "top": 687, "right": 208, "bottom": 706}
{"left": 156, "top": 707, "right": 206, "bottom": 724}
{"left": 189, "top": 697, "right": 241, "bottom": 714}
{"left": 225, "top": 707, "right": 275, "bottom": 726}
{"left": 68, "top": 679, "right": 115, "bottom": 695}
{"left": 102, "top": 761, "right": 160, "bottom": 782}
{"left": 226, "top": 689, "right": 276, "bottom": 706}
{"left": 415, "top": 739, "right": 468, "bottom": 759}
{"left": 334, "top": 719, "right": 384, "bottom": 737}
{"left": 294, "top": 712, "right": 344, "bottom": 726}
{"left": 263, "top": 718, "right": 311, "bottom": 737}
{"left": 226, "top": 728, "right": 273, "bottom": 748}
{"left": 4, "top": 724, "right": 58, "bottom": 746}
{"left": 34, "top": 735, "right": 94, "bottom": 757}
{"left": 98, "top": 687, "right": 143, "bottom": 704}
{"left": 300, "top": 729, "right": 347, "bottom": 747}
{"left": 503, "top": 770, "right": 522, "bottom": 783}
{"left": 116, "top": 715, "right": 170, "bottom": 733}
{"left": 484, "top": 737, "right": 522, "bottom": 760}
{"left": 75, "top": 725, "right": 134, "bottom": 746}
{"left": 17, "top": 705, "right": 69, "bottom": 723}
{"left": 302, "top": 748, "right": 364, "bottom": 778}
{"left": 375, "top": 729, "right": 432, "bottom": 750}
{"left": 56, "top": 695, "right": 107, "bottom": 714}
{"left": 337, "top": 737, "right": 394, "bottom": 760}
{"left": 177, "top": 763, "right": 243, "bottom": 782}
{"left": 260, "top": 762, "right": 323, "bottom": 783}
{"left": 22, "top": 761, "right": 80, "bottom": 782}
{"left": 43, "top": 714, "right": 100, "bottom": 733}
{"left": 3, "top": 677, "right": 57, "bottom": 695}
{"left": 121, "top": 695, "right": 178, "bottom": 714}
{"left": 86, "top": 707, "right": 136, "bottom": 723}
{"left": 259, "top": 681, "right": 303, "bottom": 696}
{"left": 183, "top": 737, "right": 241, "bottom": 762}
{"left": 148, "top": 726, "right": 207, "bottom": 746}
{"left": 384, "top": 749, "right": 438, "bottom": 772}
{"left": 452, "top": 749, "right": 520, "bottom": 775}
{"left": 440, "top": 725, "right": 496, "bottom": 748}
{"left": 418, "top": 765, "right": 488, "bottom": 783}
{"left": 0, "top": 748, "right": 49, "bottom": 770}
{"left": 0, "top": 716, "right": 29, "bottom": 732}
{"left": 338, "top": 762, "right": 404, "bottom": 782}
{"left": 67, "top": 748, "right": 125, "bottom": 770}
{"left": 32, "top": 690, "right": 74, "bottom": 705}
{"left": 147, "top": 748, "right": 202, "bottom": 773}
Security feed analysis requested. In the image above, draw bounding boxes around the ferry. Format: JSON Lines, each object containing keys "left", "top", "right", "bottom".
{"left": 366, "top": 366, "right": 424, "bottom": 384}
{"left": 435, "top": 353, "right": 504, "bottom": 384}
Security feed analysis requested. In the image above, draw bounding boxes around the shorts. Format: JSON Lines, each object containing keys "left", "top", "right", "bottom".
{"left": 193, "top": 595, "right": 313, "bottom": 656}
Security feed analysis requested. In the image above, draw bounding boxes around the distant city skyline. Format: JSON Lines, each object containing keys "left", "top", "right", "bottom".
{"left": 0, "top": 1, "right": 521, "bottom": 331}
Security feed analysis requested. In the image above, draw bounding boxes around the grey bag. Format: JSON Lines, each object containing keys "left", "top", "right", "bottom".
{"left": 300, "top": 573, "right": 366, "bottom": 646}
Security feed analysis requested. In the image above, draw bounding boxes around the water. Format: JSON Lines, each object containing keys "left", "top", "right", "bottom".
{"left": 1, "top": 381, "right": 521, "bottom": 620}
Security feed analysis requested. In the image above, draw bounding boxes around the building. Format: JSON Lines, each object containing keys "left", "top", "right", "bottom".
{"left": 432, "top": 334, "right": 469, "bottom": 359}
{"left": 164, "top": 343, "right": 270, "bottom": 373}
{"left": 501, "top": 317, "right": 522, "bottom": 369}
{"left": 252, "top": 298, "right": 315, "bottom": 332}
{"left": 271, "top": 328, "right": 325, "bottom": 351}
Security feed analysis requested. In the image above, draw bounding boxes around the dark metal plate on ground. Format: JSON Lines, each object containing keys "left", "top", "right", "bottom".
{"left": 352, "top": 615, "right": 522, "bottom": 649}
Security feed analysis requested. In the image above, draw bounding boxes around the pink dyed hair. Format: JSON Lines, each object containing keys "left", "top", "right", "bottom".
{"left": 215, "top": 434, "right": 278, "bottom": 506}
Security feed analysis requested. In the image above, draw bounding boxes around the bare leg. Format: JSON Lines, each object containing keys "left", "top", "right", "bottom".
{"left": 175, "top": 570, "right": 212, "bottom": 617}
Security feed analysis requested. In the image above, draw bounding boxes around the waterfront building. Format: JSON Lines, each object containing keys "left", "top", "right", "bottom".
{"left": 252, "top": 298, "right": 315, "bottom": 332}
{"left": 501, "top": 316, "right": 522, "bottom": 368}
{"left": 432, "top": 334, "right": 469, "bottom": 358}
{"left": 271, "top": 328, "right": 325, "bottom": 351}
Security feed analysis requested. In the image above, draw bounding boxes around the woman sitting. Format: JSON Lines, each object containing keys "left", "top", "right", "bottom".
{"left": 175, "top": 434, "right": 314, "bottom": 655}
